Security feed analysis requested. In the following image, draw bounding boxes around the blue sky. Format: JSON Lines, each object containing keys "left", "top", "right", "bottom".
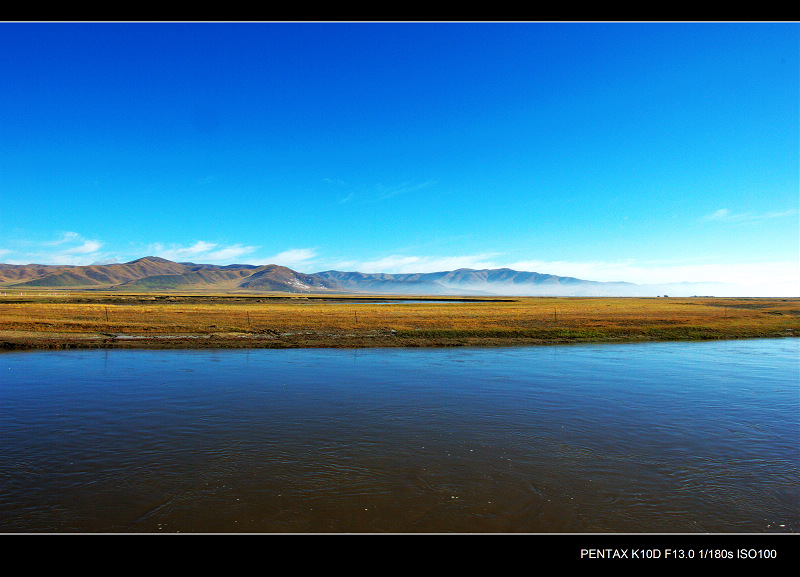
{"left": 1, "top": 22, "right": 798, "bottom": 295}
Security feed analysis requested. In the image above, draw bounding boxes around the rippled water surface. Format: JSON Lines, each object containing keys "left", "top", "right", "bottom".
{"left": 1, "top": 339, "right": 797, "bottom": 533}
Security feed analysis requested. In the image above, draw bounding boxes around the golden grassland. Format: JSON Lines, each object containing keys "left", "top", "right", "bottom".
{"left": 0, "top": 291, "right": 797, "bottom": 349}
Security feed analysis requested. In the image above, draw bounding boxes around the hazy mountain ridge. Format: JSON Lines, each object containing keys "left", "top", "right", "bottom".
{"left": 1, "top": 256, "right": 729, "bottom": 296}
{"left": 317, "top": 268, "right": 654, "bottom": 296}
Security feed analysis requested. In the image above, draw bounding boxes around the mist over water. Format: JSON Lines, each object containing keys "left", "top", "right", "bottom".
{"left": 1, "top": 339, "right": 797, "bottom": 533}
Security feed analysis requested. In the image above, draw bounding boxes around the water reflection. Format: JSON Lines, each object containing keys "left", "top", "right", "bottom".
{"left": 1, "top": 339, "right": 797, "bottom": 533}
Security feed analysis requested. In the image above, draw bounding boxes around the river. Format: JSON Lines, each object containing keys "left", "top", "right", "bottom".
{"left": 1, "top": 338, "right": 797, "bottom": 533}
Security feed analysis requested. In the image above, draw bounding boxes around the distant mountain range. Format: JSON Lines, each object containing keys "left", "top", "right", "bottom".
{"left": 0, "top": 257, "right": 340, "bottom": 293}
{"left": 0, "top": 256, "right": 726, "bottom": 296}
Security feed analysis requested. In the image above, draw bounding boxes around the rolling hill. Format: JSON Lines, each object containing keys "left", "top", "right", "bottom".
{"left": 2, "top": 257, "right": 344, "bottom": 294}
{"left": 0, "top": 256, "right": 186, "bottom": 287}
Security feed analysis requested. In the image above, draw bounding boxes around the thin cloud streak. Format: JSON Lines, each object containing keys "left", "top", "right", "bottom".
{"left": 261, "top": 248, "right": 319, "bottom": 269}
{"left": 149, "top": 241, "right": 258, "bottom": 263}
{"left": 322, "top": 179, "right": 435, "bottom": 205}
{"left": 374, "top": 180, "right": 436, "bottom": 202}
{"left": 702, "top": 208, "right": 798, "bottom": 223}
{"left": 42, "top": 231, "right": 81, "bottom": 246}
{"left": 346, "top": 180, "right": 436, "bottom": 204}
{"left": 66, "top": 240, "right": 103, "bottom": 255}
{"left": 205, "top": 244, "right": 260, "bottom": 262}
{"left": 1, "top": 232, "right": 107, "bottom": 265}
{"left": 333, "top": 253, "right": 502, "bottom": 274}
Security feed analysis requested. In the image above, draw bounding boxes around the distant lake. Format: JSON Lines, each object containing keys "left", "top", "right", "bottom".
{"left": 1, "top": 339, "right": 797, "bottom": 533}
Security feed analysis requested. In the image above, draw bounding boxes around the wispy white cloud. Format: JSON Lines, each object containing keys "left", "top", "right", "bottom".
{"left": 322, "top": 178, "right": 355, "bottom": 204}
{"left": 148, "top": 241, "right": 258, "bottom": 263}
{"left": 705, "top": 208, "right": 731, "bottom": 220}
{"left": 43, "top": 231, "right": 81, "bottom": 246}
{"left": 5, "top": 232, "right": 108, "bottom": 265}
{"left": 335, "top": 253, "right": 502, "bottom": 274}
{"left": 325, "top": 179, "right": 435, "bottom": 205}
{"left": 702, "top": 208, "right": 798, "bottom": 223}
{"left": 371, "top": 180, "right": 436, "bottom": 202}
{"left": 261, "top": 248, "right": 319, "bottom": 269}
{"left": 205, "top": 244, "right": 259, "bottom": 262}
{"left": 337, "top": 191, "right": 355, "bottom": 204}
{"left": 66, "top": 240, "right": 103, "bottom": 255}
{"left": 149, "top": 241, "right": 215, "bottom": 260}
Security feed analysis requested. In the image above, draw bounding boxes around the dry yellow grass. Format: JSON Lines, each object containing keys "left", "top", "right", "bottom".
{"left": 0, "top": 292, "right": 797, "bottom": 349}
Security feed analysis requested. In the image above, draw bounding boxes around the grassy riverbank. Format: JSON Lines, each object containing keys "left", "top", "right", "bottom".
{"left": 0, "top": 292, "right": 797, "bottom": 350}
